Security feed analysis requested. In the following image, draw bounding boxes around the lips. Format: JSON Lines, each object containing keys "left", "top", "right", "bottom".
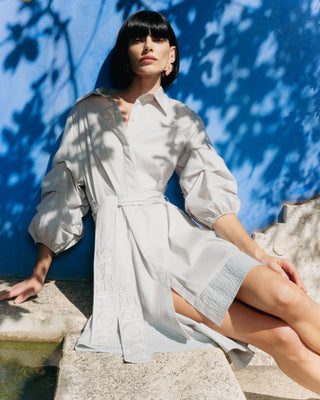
{"left": 140, "top": 56, "right": 157, "bottom": 63}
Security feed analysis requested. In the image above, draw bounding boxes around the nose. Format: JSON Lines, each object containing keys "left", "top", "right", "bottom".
{"left": 143, "top": 36, "right": 153, "bottom": 52}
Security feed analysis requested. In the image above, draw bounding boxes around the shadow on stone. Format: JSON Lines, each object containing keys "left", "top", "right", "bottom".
{"left": 244, "top": 393, "right": 318, "bottom": 400}
{"left": 54, "top": 280, "right": 92, "bottom": 319}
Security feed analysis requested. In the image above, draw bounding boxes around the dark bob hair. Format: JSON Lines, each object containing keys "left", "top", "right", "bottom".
{"left": 110, "top": 10, "right": 180, "bottom": 89}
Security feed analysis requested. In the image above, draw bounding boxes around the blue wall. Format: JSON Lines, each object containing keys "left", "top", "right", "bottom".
{"left": 1, "top": 0, "right": 319, "bottom": 280}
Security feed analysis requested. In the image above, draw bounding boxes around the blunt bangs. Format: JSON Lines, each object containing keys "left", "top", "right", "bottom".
{"left": 125, "top": 13, "right": 172, "bottom": 43}
{"left": 110, "top": 10, "right": 180, "bottom": 89}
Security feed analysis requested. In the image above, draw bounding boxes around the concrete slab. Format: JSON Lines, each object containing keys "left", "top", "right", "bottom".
{"left": 0, "top": 313, "right": 66, "bottom": 342}
{"left": 234, "top": 348, "right": 320, "bottom": 399}
{"left": 0, "top": 279, "right": 92, "bottom": 334}
{"left": 0, "top": 278, "right": 246, "bottom": 400}
{"left": 55, "top": 332, "right": 246, "bottom": 400}
{"left": 235, "top": 364, "right": 320, "bottom": 400}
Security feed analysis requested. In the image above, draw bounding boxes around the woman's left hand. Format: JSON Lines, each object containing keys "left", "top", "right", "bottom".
{"left": 212, "top": 214, "right": 307, "bottom": 293}
{"left": 259, "top": 254, "right": 307, "bottom": 293}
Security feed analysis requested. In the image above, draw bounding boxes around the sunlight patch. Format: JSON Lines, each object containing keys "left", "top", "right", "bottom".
{"left": 179, "top": 56, "right": 193, "bottom": 75}
{"left": 7, "top": 173, "right": 20, "bottom": 187}
{"left": 187, "top": 8, "right": 197, "bottom": 24}
{"left": 233, "top": 0, "right": 262, "bottom": 9}
{"left": 255, "top": 32, "right": 278, "bottom": 67}
{"left": 200, "top": 49, "right": 224, "bottom": 87}
{"left": 250, "top": 92, "right": 275, "bottom": 117}
{"left": 184, "top": 94, "right": 203, "bottom": 114}
{"left": 311, "top": 0, "right": 320, "bottom": 14}
{"left": 205, "top": 107, "right": 230, "bottom": 145}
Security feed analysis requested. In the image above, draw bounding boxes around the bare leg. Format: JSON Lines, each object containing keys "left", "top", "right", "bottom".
{"left": 172, "top": 290, "right": 320, "bottom": 394}
{"left": 237, "top": 265, "right": 320, "bottom": 354}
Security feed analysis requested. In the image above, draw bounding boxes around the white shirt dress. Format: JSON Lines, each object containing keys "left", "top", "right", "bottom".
{"left": 29, "top": 87, "right": 258, "bottom": 369}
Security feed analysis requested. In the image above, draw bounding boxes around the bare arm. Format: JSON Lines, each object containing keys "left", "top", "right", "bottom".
{"left": 0, "top": 244, "right": 54, "bottom": 304}
{"left": 212, "top": 213, "right": 307, "bottom": 292}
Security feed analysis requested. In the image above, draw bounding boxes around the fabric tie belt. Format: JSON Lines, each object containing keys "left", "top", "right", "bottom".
{"left": 89, "top": 191, "right": 166, "bottom": 363}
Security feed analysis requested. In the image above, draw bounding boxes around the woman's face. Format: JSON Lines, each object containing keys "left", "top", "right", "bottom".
{"left": 127, "top": 33, "right": 176, "bottom": 80}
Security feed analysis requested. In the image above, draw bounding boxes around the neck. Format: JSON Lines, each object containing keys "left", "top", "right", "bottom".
{"left": 121, "top": 75, "right": 161, "bottom": 103}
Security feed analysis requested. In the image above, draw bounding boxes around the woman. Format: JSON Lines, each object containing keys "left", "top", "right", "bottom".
{"left": 1, "top": 10, "right": 320, "bottom": 393}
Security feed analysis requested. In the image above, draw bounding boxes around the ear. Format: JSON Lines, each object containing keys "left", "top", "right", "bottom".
{"left": 169, "top": 46, "right": 176, "bottom": 63}
{"left": 164, "top": 46, "right": 176, "bottom": 76}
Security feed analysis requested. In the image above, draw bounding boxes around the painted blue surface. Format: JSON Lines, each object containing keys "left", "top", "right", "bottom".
{"left": 1, "top": 0, "right": 319, "bottom": 280}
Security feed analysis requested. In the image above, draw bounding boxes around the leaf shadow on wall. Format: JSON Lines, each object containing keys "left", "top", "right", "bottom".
{"left": 1, "top": 0, "right": 320, "bottom": 279}
{"left": 113, "top": 0, "right": 320, "bottom": 233}
{"left": 0, "top": 0, "right": 109, "bottom": 279}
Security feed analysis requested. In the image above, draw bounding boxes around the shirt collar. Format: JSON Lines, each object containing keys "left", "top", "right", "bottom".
{"left": 143, "top": 87, "right": 170, "bottom": 116}
{"left": 77, "top": 87, "right": 170, "bottom": 116}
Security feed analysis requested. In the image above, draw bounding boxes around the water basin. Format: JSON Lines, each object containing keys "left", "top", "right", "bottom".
{"left": 0, "top": 340, "right": 62, "bottom": 400}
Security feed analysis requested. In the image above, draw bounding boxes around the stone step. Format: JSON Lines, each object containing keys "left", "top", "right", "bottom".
{"left": 236, "top": 364, "right": 320, "bottom": 400}
{"left": 235, "top": 348, "right": 320, "bottom": 400}
{"left": 0, "top": 279, "right": 246, "bottom": 400}
{"left": 55, "top": 332, "right": 246, "bottom": 400}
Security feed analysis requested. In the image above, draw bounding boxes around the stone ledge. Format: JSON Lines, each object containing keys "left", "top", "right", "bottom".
{"left": 0, "top": 278, "right": 246, "bottom": 400}
{"left": 235, "top": 364, "right": 320, "bottom": 400}
{"left": 0, "top": 314, "right": 66, "bottom": 342}
{"left": 55, "top": 332, "right": 246, "bottom": 400}
{"left": 0, "top": 279, "right": 91, "bottom": 334}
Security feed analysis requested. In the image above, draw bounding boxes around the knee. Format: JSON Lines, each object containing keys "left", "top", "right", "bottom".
{"left": 269, "top": 324, "right": 304, "bottom": 362}
{"left": 272, "top": 282, "right": 303, "bottom": 316}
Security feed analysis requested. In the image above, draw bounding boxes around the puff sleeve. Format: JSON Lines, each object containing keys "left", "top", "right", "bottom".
{"left": 175, "top": 114, "right": 240, "bottom": 228}
{"left": 29, "top": 107, "right": 89, "bottom": 254}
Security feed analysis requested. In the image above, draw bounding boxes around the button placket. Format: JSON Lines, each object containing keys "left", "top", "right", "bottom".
{"left": 126, "top": 101, "right": 140, "bottom": 134}
{"left": 123, "top": 102, "right": 141, "bottom": 192}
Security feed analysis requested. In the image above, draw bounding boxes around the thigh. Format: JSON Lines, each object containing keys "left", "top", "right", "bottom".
{"left": 171, "top": 289, "right": 291, "bottom": 355}
{"left": 236, "top": 265, "right": 308, "bottom": 320}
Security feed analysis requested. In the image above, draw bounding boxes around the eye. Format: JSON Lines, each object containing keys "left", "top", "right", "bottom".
{"left": 153, "top": 37, "right": 165, "bottom": 43}
{"left": 129, "top": 37, "right": 143, "bottom": 45}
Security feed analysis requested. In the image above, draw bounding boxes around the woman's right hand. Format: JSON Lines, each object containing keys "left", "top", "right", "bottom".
{"left": 0, "top": 244, "right": 53, "bottom": 305}
{"left": 0, "top": 275, "right": 44, "bottom": 304}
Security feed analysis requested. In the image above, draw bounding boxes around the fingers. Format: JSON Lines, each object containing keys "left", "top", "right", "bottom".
{"left": 14, "top": 284, "right": 39, "bottom": 304}
{"left": 14, "top": 291, "right": 31, "bottom": 304}
{"left": 277, "top": 258, "right": 307, "bottom": 293}
{"left": 272, "top": 264, "right": 290, "bottom": 281}
{"left": 0, "top": 279, "right": 43, "bottom": 304}
{"left": 267, "top": 260, "right": 289, "bottom": 280}
{"left": 0, "top": 285, "right": 21, "bottom": 302}
{"left": 265, "top": 255, "right": 307, "bottom": 293}
{"left": 288, "top": 265, "right": 307, "bottom": 293}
